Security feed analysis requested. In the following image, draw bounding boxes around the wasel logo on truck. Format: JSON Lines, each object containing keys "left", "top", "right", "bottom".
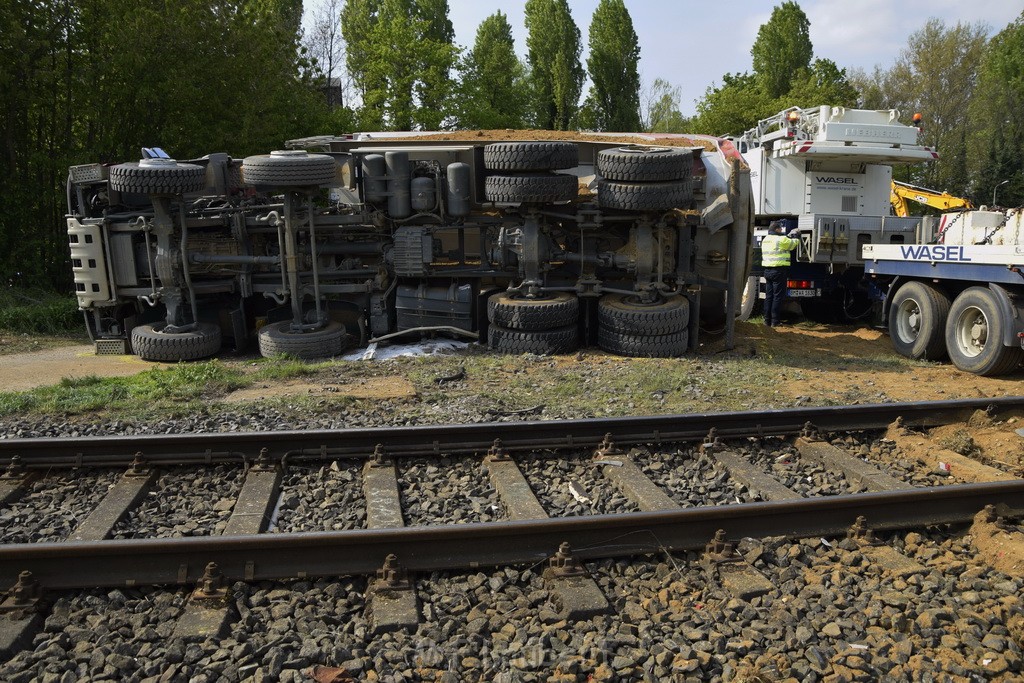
{"left": 898, "top": 245, "right": 972, "bottom": 261}
{"left": 814, "top": 176, "right": 857, "bottom": 184}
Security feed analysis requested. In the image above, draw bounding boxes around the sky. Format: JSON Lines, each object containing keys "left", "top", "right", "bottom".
{"left": 442, "top": 0, "right": 1022, "bottom": 117}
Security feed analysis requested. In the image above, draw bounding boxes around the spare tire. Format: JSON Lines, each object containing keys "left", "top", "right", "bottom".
{"left": 242, "top": 150, "right": 337, "bottom": 187}
{"left": 258, "top": 321, "right": 347, "bottom": 360}
{"left": 484, "top": 142, "right": 579, "bottom": 171}
{"left": 109, "top": 159, "right": 206, "bottom": 195}
{"left": 598, "top": 293, "right": 689, "bottom": 336}
{"left": 488, "top": 324, "right": 579, "bottom": 355}
{"left": 488, "top": 292, "right": 579, "bottom": 330}
{"left": 597, "top": 146, "right": 693, "bottom": 182}
{"left": 485, "top": 173, "right": 578, "bottom": 204}
{"left": 598, "top": 179, "right": 693, "bottom": 211}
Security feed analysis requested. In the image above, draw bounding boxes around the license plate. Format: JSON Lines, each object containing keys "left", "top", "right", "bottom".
{"left": 788, "top": 289, "right": 816, "bottom": 298}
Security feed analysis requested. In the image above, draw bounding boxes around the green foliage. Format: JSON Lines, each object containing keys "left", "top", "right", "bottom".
{"left": 342, "top": 0, "right": 458, "bottom": 130}
{"left": 455, "top": 12, "right": 529, "bottom": 129}
{"left": 784, "top": 59, "right": 859, "bottom": 109}
{"left": 525, "top": 0, "right": 584, "bottom": 130}
{"left": 0, "top": 360, "right": 245, "bottom": 417}
{"left": 694, "top": 2, "right": 849, "bottom": 137}
{"left": 643, "top": 79, "right": 690, "bottom": 133}
{"left": 867, "top": 19, "right": 989, "bottom": 195}
{"left": 691, "top": 73, "right": 775, "bottom": 136}
{"left": 0, "top": 0, "right": 332, "bottom": 291}
{"left": 0, "top": 288, "right": 80, "bottom": 334}
{"left": 584, "top": 0, "right": 642, "bottom": 132}
{"left": 969, "top": 12, "right": 1024, "bottom": 207}
{"left": 751, "top": 1, "right": 813, "bottom": 98}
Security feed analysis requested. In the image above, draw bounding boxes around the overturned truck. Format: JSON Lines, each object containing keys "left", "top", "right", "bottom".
{"left": 66, "top": 133, "right": 752, "bottom": 362}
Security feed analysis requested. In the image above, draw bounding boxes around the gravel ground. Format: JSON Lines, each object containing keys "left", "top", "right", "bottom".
{"left": 2, "top": 527, "right": 1020, "bottom": 682}
{"left": 399, "top": 456, "right": 503, "bottom": 526}
{"left": 110, "top": 466, "right": 244, "bottom": 539}
{"left": 630, "top": 446, "right": 760, "bottom": 506}
{"left": 0, "top": 471, "right": 120, "bottom": 543}
{"left": 518, "top": 453, "right": 640, "bottom": 517}
{"left": 740, "top": 437, "right": 856, "bottom": 497}
{"left": 271, "top": 462, "right": 366, "bottom": 533}
{"left": 1, "top": 402, "right": 1020, "bottom": 681}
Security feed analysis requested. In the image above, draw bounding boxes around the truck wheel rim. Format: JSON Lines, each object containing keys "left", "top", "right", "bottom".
{"left": 953, "top": 307, "right": 988, "bottom": 358}
{"left": 896, "top": 299, "right": 921, "bottom": 342}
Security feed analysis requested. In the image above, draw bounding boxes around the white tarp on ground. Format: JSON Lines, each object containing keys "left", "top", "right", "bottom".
{"left": 342, "top": 339, "right": 471, "bottom": 361}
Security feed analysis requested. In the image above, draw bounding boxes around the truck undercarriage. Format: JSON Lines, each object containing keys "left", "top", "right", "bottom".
{"left": 67, "top": 136, "right": 751, "bottom": 362}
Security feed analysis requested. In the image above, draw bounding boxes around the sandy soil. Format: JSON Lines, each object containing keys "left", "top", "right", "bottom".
{"left": 0, "top": 345, "right": 169, "bottom": 391}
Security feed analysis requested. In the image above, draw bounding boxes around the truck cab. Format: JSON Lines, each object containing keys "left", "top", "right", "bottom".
{"left": 737, "top": 106, "right": 937, "bottom": 321}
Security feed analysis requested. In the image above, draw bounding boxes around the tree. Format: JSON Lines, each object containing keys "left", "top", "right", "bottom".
{"left": 305, "top": 0, "right": 350, "bottom": 108}
{"left": 341, "top": 0, "right": 458, "bottom": 130}
{"left": 524, "top": 0, "right": 584, "bottom": 130}
{"left": 584, "top": 0, "right": 641, "bottom": 132}
{"left": 876, "top": 20, "right": 989, "bottom": 193}
{"left": 783, "top": 59, "right": 859, "bottom": 109}
{"left": 750, "top": 1, "right": 813, "bottom": 98}
{"left": 412, "top": 0, "right": 458, "bottom": 129}
{"left": 456, "top": 11, "right": 529, "bottom": 129}
{"left": 969, "top": 12, "right": 1024, "bottom": 207}
{"left": 691, "top": 72, "right": 774, "bottom": 136}
{"left": 642, "top": 79, "right": 689, "bottom": 133}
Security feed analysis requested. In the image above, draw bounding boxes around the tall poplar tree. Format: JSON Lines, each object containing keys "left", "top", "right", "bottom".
{"left": 584, "top": 0, "right": 641, "bottom": 131}
{"left": 524, "top": 0, "right": 584, "bottom": 130}
{"left": 750, "top": 1, "right": 813, "bottom": 99}
{"left": 457, "top": 11, "right": 529, "bottom": 129}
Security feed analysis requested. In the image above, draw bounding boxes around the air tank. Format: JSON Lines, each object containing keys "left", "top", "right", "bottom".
{"left": 411, "top": 177, "right": 436, "bottom": 212}
{"left": 361, "top": 154, "right": 386, "bottom": 203}
{"left": 446, "top": 162, "right": 471, "bottom": 217}
{"left": 385, "top": 151, "right": 411, "bottom": 218}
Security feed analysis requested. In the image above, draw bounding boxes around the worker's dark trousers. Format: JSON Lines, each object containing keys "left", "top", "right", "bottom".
{"left": 763, "top": 267, "right": 787, "bottom": 326}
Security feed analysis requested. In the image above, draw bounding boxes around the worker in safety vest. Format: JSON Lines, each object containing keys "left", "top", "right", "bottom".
{"left": 761, "top": 221, "right": 800, "bottom": 327}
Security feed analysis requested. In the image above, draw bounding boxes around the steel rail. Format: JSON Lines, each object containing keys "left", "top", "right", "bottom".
{"left": 0, "top": 397, "right": 1020, "bottom": 468}
{"left": 2, "top": 480, "right": 1022, "bottom": 590}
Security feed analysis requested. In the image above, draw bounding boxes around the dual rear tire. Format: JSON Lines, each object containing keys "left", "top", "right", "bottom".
{"left": 597, "top": 293, "right": 689, "bottom": 358}
{"left": 487, "top": 292, "right": 579, "bottom": 355}
{"left": 889, "top": 282, "right": 1023, "bottom": 376}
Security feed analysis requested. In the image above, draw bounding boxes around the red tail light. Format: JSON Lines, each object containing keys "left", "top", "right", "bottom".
{"left": 787, "top": 280, "right": 813, "bottom": 289}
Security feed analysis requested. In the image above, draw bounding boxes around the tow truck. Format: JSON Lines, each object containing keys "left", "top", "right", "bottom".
{"left": 735, "top": 105, "right": 937, "bottom": 322}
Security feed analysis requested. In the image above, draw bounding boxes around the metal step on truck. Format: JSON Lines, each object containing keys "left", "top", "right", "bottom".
{"left": 66, "top": 133, "right": 753, "bottom": 363}
{"left": 864, "top": 206, "right": 1024, "bottom": 376}
{"left": 734, "top": 105, "right": 937, "bottom": 322}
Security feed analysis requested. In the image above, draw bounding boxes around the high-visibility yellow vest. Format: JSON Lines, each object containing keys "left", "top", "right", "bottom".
{"left": 761, "top": 234, "right": 799, "bottom": 267}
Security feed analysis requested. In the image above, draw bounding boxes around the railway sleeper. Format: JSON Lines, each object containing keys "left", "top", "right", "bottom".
{"left": 542, "top": 543, "right": 611, "bottom": 621}
{"left": 703, "top": 530, "right": 774, "bottom": 601}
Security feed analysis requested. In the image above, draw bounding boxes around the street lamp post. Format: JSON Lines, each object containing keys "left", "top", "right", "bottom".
{"left": 993, "top": 179, "right": 1010, "bottom": 206}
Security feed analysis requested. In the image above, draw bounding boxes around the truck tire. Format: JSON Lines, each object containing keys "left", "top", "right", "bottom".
{"left": 598, "top": 327, "right": 688, "bottom": 358}
{"left": 258, "top": 321, "right": 346, "bottom": 359}
{"left": 483, "top": 142, "right": 579, "bottom": 171}
{"left": 488, "top": 324, "right": 578, "bottom": 355}
{"left": 242, "top": 151, "right": 337, "bottom": 187}
{"left": 738, "top": 275, "right": 762, "bottom": 321}
{"left": 131, "top": 322, "right": 222, "bottom": 362}
{"left": 598, "top": 293, "right": 689, "bottom": 335}
{"left": 597, "top": 179, "right": 693, "bottom": 211}
{"left": 110, "top": 160, "right": 206, "bottom": 195}
{"left": 889, "top": 281, "right": 950, "bottom": 360}
{"left": 597, "top": 146, "right": 692, "bottom": 182}
{"left": 488, "top": 292, "right": 578, "bottom": 331}
{"left": 485, "top": 173, "right": 578, "bottom": 204}
{"left": 944, "top": 287, "right": 1023, "bottom": 376}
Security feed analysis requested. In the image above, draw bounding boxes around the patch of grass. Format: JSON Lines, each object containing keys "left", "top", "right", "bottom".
{"left": 0, "top": 288, "right": 81, "bottom": 335}
{"left": 0, "top": 360, "right": 247, "bottom": 418}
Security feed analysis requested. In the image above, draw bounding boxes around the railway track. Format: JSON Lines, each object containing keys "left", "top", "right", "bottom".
{"left": 2, "top": 397, "right": 1024, "bottom": 680}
